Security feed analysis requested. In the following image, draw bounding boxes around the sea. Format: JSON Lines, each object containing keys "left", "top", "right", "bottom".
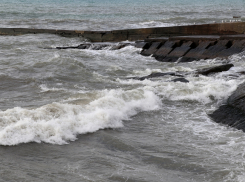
{"left": 0, "top": 0, "right": 245, "bottom": 181}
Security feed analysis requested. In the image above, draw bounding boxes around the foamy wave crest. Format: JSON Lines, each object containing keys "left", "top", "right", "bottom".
{"left": 0, "top": 89, "right": 161, "bottom": 145}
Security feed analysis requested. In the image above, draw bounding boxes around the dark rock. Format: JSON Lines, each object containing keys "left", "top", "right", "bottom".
{"left": 56, "top": 43, "right": 131, "bottom": 50}
{"left": 227, "top": 82, "right": 245, "bottom": 112}
{"left": 56, "top": 45, "right": 80, "bottom": 49}
{"left": 90, "top": 44, "right": 110, "bottom": 50}
{"left": 110, "top": 43, "right": 132, "bottom": 50}
{"left": 129, "top": 72, "right": 183, "bottom": 81}
{"left": 209, "top": 82, "right": 245, "bottom": 131}
{"left": 209, "top": 105, "right": 245, "bottom": 131}
{"left": 56, "top": 43, "right": 92, "bottom": 49}
{"left": 77, "top": 43, "right": 92, "bottom": 49}
{"left": 196, "top": 64, "right": 234, "bottom": 76}
{"left": 171, "top": 78, "right": 189, "bottom": 83}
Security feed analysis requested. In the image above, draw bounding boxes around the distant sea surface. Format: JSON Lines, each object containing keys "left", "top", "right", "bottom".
{"left": 0, "top": 0, "right": 245, "bottom": 182}
{"left": 1, "top": 0, "right": 245, "bottom": 30}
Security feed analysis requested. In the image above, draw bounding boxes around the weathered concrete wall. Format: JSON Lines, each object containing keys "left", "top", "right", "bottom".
{"left": 0, "top": 22, "right": 245, "bottom": 42}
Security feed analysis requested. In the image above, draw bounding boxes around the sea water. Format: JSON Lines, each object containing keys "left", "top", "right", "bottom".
{"left": 0, "top": 0, "right": 245, "bottom": 181}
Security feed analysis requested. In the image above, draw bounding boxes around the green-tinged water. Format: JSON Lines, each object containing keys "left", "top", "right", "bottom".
{"left": 0, "top": 1, "right": 245, "bottom": 181}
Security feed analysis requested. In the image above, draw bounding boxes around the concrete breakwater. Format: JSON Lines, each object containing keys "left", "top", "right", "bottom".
{"left": 0, "top": 22, "right": 245, "bottom": 42}
{"left": 2, "top": 22, "right": 245, "bottom": 62}
{"left": 139, "top": 35, "right": 245, "bottom": 62}
{"left": 2, "top": 22, "right": 245, "bottom": 132}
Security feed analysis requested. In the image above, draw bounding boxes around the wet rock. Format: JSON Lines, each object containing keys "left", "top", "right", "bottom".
{"left": 110, "top": 43, "right": 132, "bottom": 50}
{"left": 209, "top": 82, "right": 245, "bottom": 131}
{"left": 196, "top": 64, "right": 234, "bottom": 76}
{"left": 56, "top": 43, "right": 91, "bottom": 49}
{"left": 171, "top": 78, "right": 189, "bottom": 83}
{"left": 56, "top": 43, "right": 131, "bottom": 50}
{"left": 90, "top": 44, "right": 111, "bottom": 50}
{"left": 56, "top": 45, "right": 80, "bottom": 49}
{"left": 129, "top": 72, "right": 183, "bottom": 81}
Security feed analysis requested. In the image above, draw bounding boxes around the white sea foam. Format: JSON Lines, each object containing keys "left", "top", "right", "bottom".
{"left": 0, "top": 89, "right": 161, "bottom": 145}
{"left": 119, "top": 73, "right": 239, "bottom": 104}
{"left": 157, "top": 76, "right": 239, "bottom": 103}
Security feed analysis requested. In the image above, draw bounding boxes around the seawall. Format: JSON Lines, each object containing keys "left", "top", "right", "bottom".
{"left": 0, "top": 22, "right": 245, "bottom": 42}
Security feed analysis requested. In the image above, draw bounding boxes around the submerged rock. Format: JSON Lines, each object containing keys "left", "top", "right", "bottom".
{"left": 209, "top": 82, "right": 245, "bottom": 131}
{"left": 56, "top": 43, "right": 131, "bottom": 50}
{"left": 171, "top": 78, "right": 189, "bottom": 83}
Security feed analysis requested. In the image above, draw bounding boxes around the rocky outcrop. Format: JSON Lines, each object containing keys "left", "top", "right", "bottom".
{"left": 129, "top": 64, "right": 234, "bottom": 81}
{"left": 56, "top": 43, "right": 132, "bottom": 50}
{"left": 129, "top": 72, "right": 184, "bottom": 81}
{"left": 196, "top": 64, "right": 234, "bottom": 76}
{"left": 209, "top": 82, "right": 245, "bottom": 131}
{"left": 171, "top": 78, "right": 189, "bottom": 83}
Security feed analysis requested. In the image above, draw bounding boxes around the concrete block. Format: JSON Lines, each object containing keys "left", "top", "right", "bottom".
{"left": 141, "top": 42, "right": 162, "bottom": 56}
{"left": 168, "top": 41, "right": 194, "bottom": 57}
{"left": 202, "top": 40, "right": 231, "bottom": 59}
{"left": 152, "top": 40, "right": 180, "bottom": 61}
{"left": 218, "top": 40, "right": 245, "bottom": 57}
{"left": 135, "top": 41, "right": 150, "bottom": 49}
{"left": 161, "top": 41, "right": 194, "bottom": 62}
{"left": 181, "top": 41, "right": 214, "bottom": 62}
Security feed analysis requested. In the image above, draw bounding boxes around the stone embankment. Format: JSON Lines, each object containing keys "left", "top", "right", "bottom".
{"left": 1, "top": 22, "right": 245, "bottom": 131}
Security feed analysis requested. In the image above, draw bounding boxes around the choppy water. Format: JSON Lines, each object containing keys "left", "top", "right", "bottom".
{"left": 1, "top": 0, "right": 245, "bottom": 182}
